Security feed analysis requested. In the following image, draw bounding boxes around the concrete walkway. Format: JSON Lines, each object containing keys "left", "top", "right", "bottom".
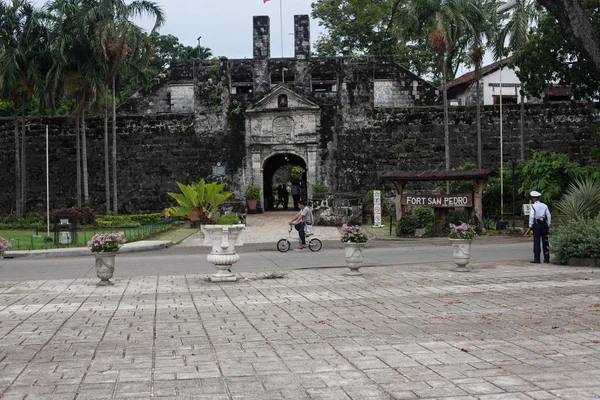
{"left": 178, "top": 211, "right": 344, "bottom": 247}
{"left": 0, "top": 261, "right": 599, "bottom": 399}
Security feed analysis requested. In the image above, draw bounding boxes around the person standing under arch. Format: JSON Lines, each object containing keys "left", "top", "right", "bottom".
{"left": 291, "top": 181, "right": 301, "bottom": 210}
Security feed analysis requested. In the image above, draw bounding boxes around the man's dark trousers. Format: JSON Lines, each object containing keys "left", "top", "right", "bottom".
{"left": 533, "top": 222, "right": 550, "bottom": 262}
{"left": 295, "top": 222, "right": 306, "bottom": 245}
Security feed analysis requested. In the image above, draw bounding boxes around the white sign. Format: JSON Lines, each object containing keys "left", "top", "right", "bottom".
{"left": 523, "top": 204, "right": 531, "bottom": 215}
{"left": 372, "top": 190, "right": 384, "bottom": 227}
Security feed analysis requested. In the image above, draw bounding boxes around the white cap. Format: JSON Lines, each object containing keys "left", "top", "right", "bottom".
{"left": 530, "top": 191, "right": 541, "bottom": 197}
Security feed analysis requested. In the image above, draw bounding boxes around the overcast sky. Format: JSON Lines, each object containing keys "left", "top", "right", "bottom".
{"left": 32, "top": 0, "right": 326, "bottom": 59}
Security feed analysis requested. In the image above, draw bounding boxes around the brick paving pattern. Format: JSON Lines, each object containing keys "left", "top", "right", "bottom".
{"left": 1, "top": 261, "right": 599, "bottom": 399}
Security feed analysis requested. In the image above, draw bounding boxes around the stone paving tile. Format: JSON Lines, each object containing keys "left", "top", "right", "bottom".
{"left": 1, "top": 262, "right": 600, "bottom": 399}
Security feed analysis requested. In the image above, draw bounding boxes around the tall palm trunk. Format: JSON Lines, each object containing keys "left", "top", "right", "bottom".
{"left": 81, "top": 96, "right": 89, "bottom": 205}
{"left": 104, "top": 88, "right": 111, "bottom": 214}
{"left": 476, "top": 78, "right": 482, "bottom": 168}
{"left": 112, "top": 78, "right": 118, "bottom": 214}
{"left": 20, "top": 97, "right": 26, "bottom": 213}
{"left": 14, "top": 106, "right": 21, "bottom": 217}
{"left": 520, "top": 91, "right": 525, "bottom": 160}
{"left": 75, "top": 112, "right": 82, "bottom": 207}
{"left": 442, "top": 53, "right": 450, "bottom": 193}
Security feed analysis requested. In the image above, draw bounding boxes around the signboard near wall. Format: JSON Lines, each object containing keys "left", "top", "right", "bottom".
{"left": 401, "top": 193, "right": 473, "bottom": 207}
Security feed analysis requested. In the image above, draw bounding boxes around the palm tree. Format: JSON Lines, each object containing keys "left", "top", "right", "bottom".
{"left": 494, "top": 0, "right": 539, "bottom": 160}
{"left": 46, "top": 0, "right": 105, "bottom": 206}
{"left": 391, "top": 0, "right": 485, "bottom": 178}
{"left": 0, "top": 0, "right": 47, "bottom": 216}
{"left": 469, "top": 45, "right": 484, "bottom": 168}
{"left": 91, "top": 0, "right": 164, "bottom": 214}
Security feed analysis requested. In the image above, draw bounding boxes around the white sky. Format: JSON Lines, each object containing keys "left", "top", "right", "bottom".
{"left": 32, "top": 0, "right": 326, "bottom": 59}
{"left": 30, "top": 0, "right": 491, "bottom": 77}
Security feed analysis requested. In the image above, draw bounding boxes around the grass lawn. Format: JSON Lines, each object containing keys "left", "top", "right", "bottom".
{"left": 361, "top": 216, "right": 395, "bottom": 239}
{"left": 151, "top": 223, "right": 198, "bottom": 244}
{"left": 1, "top": 219, "right": 181, "bottom": 251}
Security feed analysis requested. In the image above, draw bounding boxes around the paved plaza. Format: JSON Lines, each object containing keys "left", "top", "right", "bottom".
{"left": 1, "top": 257, "right": 600, "bottom": 399}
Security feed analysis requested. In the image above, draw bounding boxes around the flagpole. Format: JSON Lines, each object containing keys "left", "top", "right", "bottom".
{"left": 46, "top": 125, "right": 50, "bottom": 239}
{"left": 280, "top": 0, "right": 283, "bottom": 57}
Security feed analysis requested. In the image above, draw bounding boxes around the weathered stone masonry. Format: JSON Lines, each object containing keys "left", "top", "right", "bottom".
{"left": 0, "top": 15, "right": 598, "bottom": 215}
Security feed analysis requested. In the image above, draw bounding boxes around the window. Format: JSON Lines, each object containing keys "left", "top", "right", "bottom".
{"left": 492, "top": 95, "right": 518, "bottom": 105}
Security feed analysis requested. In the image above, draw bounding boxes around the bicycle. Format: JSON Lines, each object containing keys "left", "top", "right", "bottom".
{"left": 277, "top": 223, "right": 322, "bottom": 252}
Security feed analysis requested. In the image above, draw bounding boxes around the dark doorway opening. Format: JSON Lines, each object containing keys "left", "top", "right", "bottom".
{"left": 263, "top": 153, "right": 306, "bottom": 211}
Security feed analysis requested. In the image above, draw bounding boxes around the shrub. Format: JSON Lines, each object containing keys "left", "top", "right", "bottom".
{"left": 245, "top": 185, "right": 260, "bottom": 199}
{"left": 129, "top": 213, "right": 162, "bottom": 225}
{"left": 48, "top": 207, "right": 81, "bottom": 224}
{"left": 396, "top": 214, "right": 419, "bottom": 236}
{"left": 555, "top": 176, "right": 600, "bottom": 220}
{"left": 414, "top": 206, "right": 433, "bottom": 228}
{"left": 96, "top": 215, "right": 140, "bottom": 228}
{"left": 550, "top": 218, "right": 600, "bottom": 264}
{"left": 312, "top": 184, "right": 329, "bottom": 193}
{"left": 79, "top": 207, "right": 97, "bottom": 225}
{"left": 447, "top": 210, "right": 469, "bottom": 226}
{"left": 213, "top": 214, "right": 241, "bottom": 225}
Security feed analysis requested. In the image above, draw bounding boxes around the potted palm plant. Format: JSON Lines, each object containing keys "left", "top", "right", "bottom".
{"left": 163, "top": 179, "right": 245, "bottom": 282}
{"left": 162, "top": 179, "right": 232, "bottom": 228}
{"left": 245, "top": 185, "right": 260, "bottom": 213}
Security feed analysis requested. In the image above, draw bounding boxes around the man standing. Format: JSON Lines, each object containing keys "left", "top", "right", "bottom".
{"left": 290, "top": 200, "right": 313, "bottom": 249}
{"left": 528, "top": 191, "right": 551, "bottom": 263}
{"left": 291, "top": 181, "right": 301, "bottom": 210}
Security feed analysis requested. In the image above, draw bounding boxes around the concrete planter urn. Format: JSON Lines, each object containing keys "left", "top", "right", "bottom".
{"left": 450, "top": 239, "right": 472, "bottom": 269}
{"left": 95, "top": 253, "right": 116, "bottom": 285}
{"left": 88, "top": 232, "right": 125, "bottom": 286}
{"left": 344, "top": 242, "right": 366, "bottom": 276}
{"left": 201, "top": 224, "right": 245, "bottom": 282}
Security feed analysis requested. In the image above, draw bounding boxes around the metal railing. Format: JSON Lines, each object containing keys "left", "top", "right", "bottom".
{"left": 5, "top": 218, "right": 178, "bottom": 251}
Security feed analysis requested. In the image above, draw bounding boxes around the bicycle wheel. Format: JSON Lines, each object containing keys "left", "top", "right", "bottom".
{"left": 277, "top": 239, "right": 291, "bottom": 252}
{"left": 308, "top": 238, "right": 322, "bottom": 252}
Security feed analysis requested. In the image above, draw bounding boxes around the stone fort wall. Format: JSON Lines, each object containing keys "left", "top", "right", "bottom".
{"left": 0, "top": 102, "right": 598, "bottom": 215}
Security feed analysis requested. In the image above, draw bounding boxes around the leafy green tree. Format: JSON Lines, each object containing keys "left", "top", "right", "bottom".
{"left": 519, "top": 151, "right": 582, "bottom": 204}
{"left": 311, "top": 0, "right": 438, "bottom": 77}
{"left": 536, "top": 0, "right": 600, "bottom": 77}
{"left": 494, "top": 0, "right": 540, "bottom": 160}
{"left": 46, "top": 0, "right": 106, "bottom": 206}
{"left": 512, "top": 2, "right": 600, "bottom": 100}
{"left": 0, "top": 0, "right": 48, "bottom": 216}
{"left": 149, "top": 32, "right": 213, "bottom": 70}
{"left": 391, "top": 0, "right": 486, "bottom": 175}
{"left": 92, "top": 0, "right": 165, "bottom": 215}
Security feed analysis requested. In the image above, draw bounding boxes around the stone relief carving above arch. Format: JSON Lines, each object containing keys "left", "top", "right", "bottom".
{"left": 272, "top": 116, "right": 294, "bottom": 142}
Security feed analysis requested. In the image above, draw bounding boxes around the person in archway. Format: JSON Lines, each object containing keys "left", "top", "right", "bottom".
{"left": 291, "top": 181, "right": 301, "bottom": 210}
{"left": 277, "top": 184, "right": 288, "bottom": 210}
{"left": 290, "top": 199, "right": 313, "bottom": 249}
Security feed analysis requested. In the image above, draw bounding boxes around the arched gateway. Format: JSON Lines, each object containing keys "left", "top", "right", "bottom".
{"left": 244, "top": 85, "right": 321, "bottom": 211}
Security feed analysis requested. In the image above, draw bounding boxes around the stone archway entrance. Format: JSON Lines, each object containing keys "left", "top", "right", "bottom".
{"left": 263, "top": 153, "right": 306, "bottom": 211}
{"left": 244, "top": 85, "right": 322, "bottom": 212}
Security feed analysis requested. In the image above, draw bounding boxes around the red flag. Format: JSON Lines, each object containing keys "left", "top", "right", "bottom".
{"left": 263, "top": 0, "right": 270, "bottom": 3}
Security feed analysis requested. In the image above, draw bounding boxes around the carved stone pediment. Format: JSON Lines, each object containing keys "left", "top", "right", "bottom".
{"left": 246, "top": 85, "right": 319, "bottom": 113}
